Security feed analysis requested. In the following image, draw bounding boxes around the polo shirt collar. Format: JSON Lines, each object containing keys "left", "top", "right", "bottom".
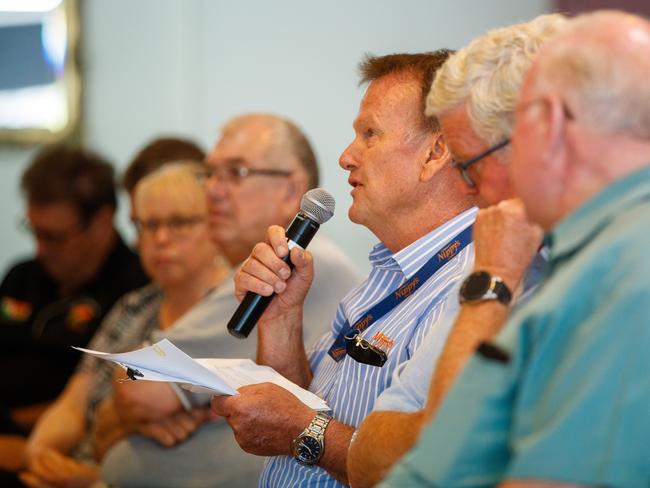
{"left": 548, "top": 166, "right": 650, "bottom": 259}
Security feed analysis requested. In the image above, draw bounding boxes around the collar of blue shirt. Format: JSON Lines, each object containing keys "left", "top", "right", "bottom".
{"left": 547, "top": 166, "right": 650, "bottom": 260}
{"left": 368, "top": 207, "right": 478, "bottom": 278}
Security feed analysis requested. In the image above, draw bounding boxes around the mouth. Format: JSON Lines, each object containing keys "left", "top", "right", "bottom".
{"left": 208, "top": 208, "right": 229, "bottom": 220}
{"left": 348, "top": 178, "right": 363, "bottom": 192}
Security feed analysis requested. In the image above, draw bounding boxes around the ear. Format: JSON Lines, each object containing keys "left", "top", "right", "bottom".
{"left": 419, "top": 132, "right": 450, "bottom": 183}
{"left": 91, "top": 205, "right": 115, "bottom": 228}
{"left": 86, "top": 205, "right": 115, "bottom": 238}
{"left": 285, "top": 173, "right": 308, "bottom": 200}
{"left": 281, "top": 173, "right": 308, "bottom": 218}
{"left": 541, "top": 95, "right": 570, "bottom": 182}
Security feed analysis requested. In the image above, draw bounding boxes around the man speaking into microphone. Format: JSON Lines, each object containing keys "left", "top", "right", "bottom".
{"left": 212, "top": 52, "right": 479, "bottom": 487}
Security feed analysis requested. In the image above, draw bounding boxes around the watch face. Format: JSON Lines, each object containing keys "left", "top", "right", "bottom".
{"left": 295, "top": 435, "right": 322, "bottom": 464}
{"left": 461, "top": 271, "right": 492, "bottom": 300}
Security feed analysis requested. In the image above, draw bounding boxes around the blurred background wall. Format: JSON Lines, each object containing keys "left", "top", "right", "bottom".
{"left": 0, "top": 0, "right": 553, "bottom": 275}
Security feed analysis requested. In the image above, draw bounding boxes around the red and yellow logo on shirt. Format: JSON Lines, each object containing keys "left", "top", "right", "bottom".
{"left": 66, "top": 302, "right": 96, "bottom": 333}
{"left": 1, "top": 297, "right": 33, "bottom": 322}
{"left": 372, "top": 331, "right": 395, "bottom": 350}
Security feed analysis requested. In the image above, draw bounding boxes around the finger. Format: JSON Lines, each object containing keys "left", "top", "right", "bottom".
{"left": 288, "top": 248, "right": 314, "bottom": 284}
{"left": 38, "top": 451, "right": 68, "bottom": 483}
{"left": 267, "top": 225, "right": 289, "bottom": 257}
{"left": 235, "top": 269, "right": 275, "bottom": 298}
{"left": 242, "top": 251, "right": 289, "bottom": 293}
{"left": 500, "top": 197, "right": 525, "bottom": 211}
{"left": 24, "top": 462, "right": 57, "bottom": 486}
{"left": 32, "top": 451, "right": 60, "bottom": 478}
{"left": 142, "top": 423, "right": 176, "bottom": 447}
{"left": 159, "top": 418, "right": 189, "bottom": 443}
{"left": 251, "top": 241, "right": 292, "bottom": 281}
{"left": 18, "top": 472, "right": 53, "bottom": 488}
{"left": 210, "top": 395, "right": 232, "bottom": 417}
{"left": 191, "top": 407, "right": 212, "bottom": 421}
{"left": 170, "top": 412, "right": 199, "bottom": 436}
{"left": 289, "top": 247, "right": 312, "bottom": 269}
{"left": 27, "top": 454, "right": 52, "bottom": 481}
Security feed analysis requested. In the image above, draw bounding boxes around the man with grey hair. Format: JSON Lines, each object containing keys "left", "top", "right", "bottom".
{"left": 383, "top": 10, "right": 650, "bottom": 486}
{"left": 98, "top": 114, "right": 360, "bottom": 487}
{"left": 347, "top": 14, "right": 564, "bottom": 487}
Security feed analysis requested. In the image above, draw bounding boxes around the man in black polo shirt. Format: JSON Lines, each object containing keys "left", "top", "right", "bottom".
{"left": 0, "top": 145, "right": 148, "bottom": 445}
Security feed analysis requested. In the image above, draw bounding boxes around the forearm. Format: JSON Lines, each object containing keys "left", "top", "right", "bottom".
{"left": 256, "top": 309, "right": 312, "bottom": 387}
{"left": 26, "top": 374, "right": 92, "bottom": 457}
{"left": 347, "top": 410, "right": 425, "bottom": 488}
{"left": 92, "top": 397, "right": 131, "bottom": 461}
{"left": 27, "top": 402, "right": 86, "bottom": 456}
{"left": 424, "top": 300, "right": 510, "bottom": 420}
{"left": 317, "top": 419, "right": 355, "bottom": 484}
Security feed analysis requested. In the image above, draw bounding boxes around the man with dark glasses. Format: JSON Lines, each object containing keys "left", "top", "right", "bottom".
{"left": 348, "top": 14, "right": 566, "bottom": 487}
{"left": 0, "top": 146, "right": 148, "bottom": 485}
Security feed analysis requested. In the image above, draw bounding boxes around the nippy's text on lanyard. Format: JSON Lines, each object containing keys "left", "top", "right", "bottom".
{"left": 327, "top": 225, "right": 473, "bottom": 362}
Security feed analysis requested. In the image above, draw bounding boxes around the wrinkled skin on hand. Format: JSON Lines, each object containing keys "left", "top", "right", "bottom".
{"left": 211, "top": 382, "right": 314, "bottom": 456}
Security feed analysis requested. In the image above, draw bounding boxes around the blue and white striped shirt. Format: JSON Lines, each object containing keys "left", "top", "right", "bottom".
{"left": 259, "top": 207, "right": 477, "bottom": 487}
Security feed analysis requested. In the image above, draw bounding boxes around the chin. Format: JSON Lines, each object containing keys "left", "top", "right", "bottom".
{"left": 347, "top": 206, "right": 367, "bottom": 227}
{"left": 41, "top": 263, "right": 65, "bottom": 283}
{"left": 209, "top": 227, "right": 234, "bottom": 244}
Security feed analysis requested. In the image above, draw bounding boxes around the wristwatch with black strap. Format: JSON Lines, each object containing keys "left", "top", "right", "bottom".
{"left": 291, "top": 412, "right": 332, "bottom": 465}
{"left": 459, "top": 270, "right": 512, "bottom": 305}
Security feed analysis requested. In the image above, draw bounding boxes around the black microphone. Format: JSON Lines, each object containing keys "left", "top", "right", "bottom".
{"left": 227, "top": 188, "right": 336, "bottom": 339}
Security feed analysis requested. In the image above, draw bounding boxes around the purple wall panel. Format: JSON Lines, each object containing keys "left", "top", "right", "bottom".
{"left": 555, "top": 0, "right": 650, "bottom": 17}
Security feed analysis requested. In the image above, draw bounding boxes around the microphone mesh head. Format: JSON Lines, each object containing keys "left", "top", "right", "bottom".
{"left": 301, "top": 188, "right": 335, "bottom": 224}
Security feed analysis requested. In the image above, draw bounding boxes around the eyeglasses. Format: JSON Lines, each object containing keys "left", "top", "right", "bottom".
{"left": 196, "top": 160, "right": 293, "bottom": 186}
{"left": 451, "top": 138, "right": 511, "bottom": 188}
{"left": 133, "top": 215, "right": 206, "bottom": 238}
{"left": 18, "top": 217, "right": 87, "bottom": 245}
{"left": 344, "top": 331, "right": 387, "bottom": 367}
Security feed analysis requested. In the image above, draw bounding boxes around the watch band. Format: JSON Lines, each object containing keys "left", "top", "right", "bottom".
{"left": 487, "top": 276, "right": 511, "bottom": 304}
{"left": 304, "top": 412, "right": 331, "bottom": 438}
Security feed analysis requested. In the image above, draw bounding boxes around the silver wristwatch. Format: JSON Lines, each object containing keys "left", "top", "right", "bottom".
{"left": 291, "top": 412, "right": 332, "bottom": 465}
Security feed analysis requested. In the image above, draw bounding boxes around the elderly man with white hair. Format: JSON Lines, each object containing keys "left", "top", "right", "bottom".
{"left": 347, "top": 14, "right": 565, "bottom": 487}
{"left": 383, "top": 10, "right": 650, "bottom": 487}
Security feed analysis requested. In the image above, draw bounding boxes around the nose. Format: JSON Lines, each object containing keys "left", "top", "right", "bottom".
{"left": 339, "top": 140, "right": 359, "bottom": 171}
{"left": 204, "top": 169, "right": 229, "bottom": 201}
{"left": 35, "top": 238, "right": 50, "bottom": 260}
{"left": 151, "top": 225, "right": 172, "bottom": 245}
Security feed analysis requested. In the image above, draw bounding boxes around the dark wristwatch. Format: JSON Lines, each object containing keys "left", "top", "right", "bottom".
{"left": 291, "top": 412, "right": 332, "bottom": 465}
{"left": 459, "top": 271, "right": 512, "bottom": 305}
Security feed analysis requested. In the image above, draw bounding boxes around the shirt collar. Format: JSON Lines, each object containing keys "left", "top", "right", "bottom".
{"left": 368, "top": 207, "right": 478, "bottom": 277}
{"left": 548, "top": 166, "right": 650, "bottom": 259}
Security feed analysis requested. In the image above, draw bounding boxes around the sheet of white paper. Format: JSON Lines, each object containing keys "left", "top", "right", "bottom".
{"left": 74, "top": 339, "right": 329, "bottom": 411}
{"left": 74, "top": 339, "right": 237, "bottom": 395}
{"left": 195, "top": 358, "right": 329, "bottom": 411}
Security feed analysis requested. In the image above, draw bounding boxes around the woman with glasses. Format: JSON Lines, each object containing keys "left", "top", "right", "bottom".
{"left": 20, "top": 162, "right": 230, "bottom": 488}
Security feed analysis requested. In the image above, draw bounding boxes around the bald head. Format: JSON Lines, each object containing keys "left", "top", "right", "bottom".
{"left": 221, "top": 114, "right": 319, "bottom": 188}
{"left": 530, "top": 10, "right": 650, "bottom": 139}
{"left": 205, "top": 113, "right": 318, "bottom": 265}
{"left": 512, "top": 10, "right": 650, "bottom": 229}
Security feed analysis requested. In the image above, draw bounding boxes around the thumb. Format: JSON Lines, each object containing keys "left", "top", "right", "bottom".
{"left": 289, "top": 248, "right": 313, "bottom": 278}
